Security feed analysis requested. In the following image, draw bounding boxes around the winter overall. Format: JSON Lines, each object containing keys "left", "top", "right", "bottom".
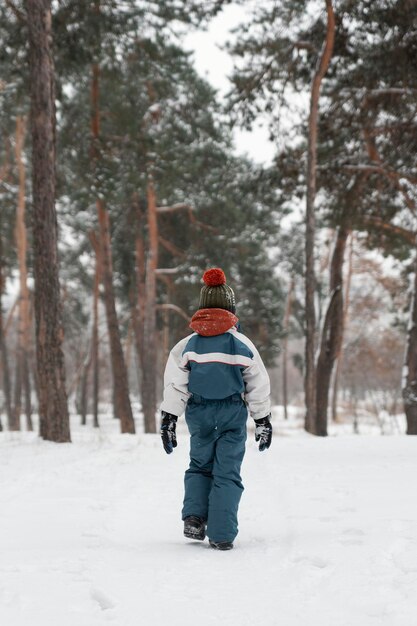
{"left": 161, "top": 311, "right": 270, "bottom": 544}
{"left": 182, "top": 393, "right": 247, "bottom": 543}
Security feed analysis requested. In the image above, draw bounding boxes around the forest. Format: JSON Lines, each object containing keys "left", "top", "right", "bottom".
{"left": 1, "top": 2, "right": 417, "bottom": 625}
{"left": 0, "top": 0, "right": 416, "bottom": 442}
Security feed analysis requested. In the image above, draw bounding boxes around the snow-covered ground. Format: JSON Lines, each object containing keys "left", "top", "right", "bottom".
{"left": 1, "top": 412, "right": 416, "bottom": 626}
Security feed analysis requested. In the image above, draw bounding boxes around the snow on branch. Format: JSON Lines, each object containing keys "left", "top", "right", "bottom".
{"left": 155, "top": 268, "right": 180, "bottom": 275}
{"left": 156, "top": 203, "right": 193, "bottom": 214}
{"left": 366, "top": 88, "right": 417, "bottom": 97}
{"left": 341, "top": 164, "right": 417, "bottom": 186}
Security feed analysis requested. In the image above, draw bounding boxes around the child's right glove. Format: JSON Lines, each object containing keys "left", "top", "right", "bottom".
{"left": 160, "top": 411, "right": 178, "bottom": 454}
{"left": 254, "top": 415, "right": 272, "bottom": 452}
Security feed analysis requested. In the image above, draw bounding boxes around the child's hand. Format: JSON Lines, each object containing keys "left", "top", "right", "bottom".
{"left": 160, "top": 411, "right": 178, "bottom": 454}
{"left": 254, "top": 415, "right": 272, "bottom": 452}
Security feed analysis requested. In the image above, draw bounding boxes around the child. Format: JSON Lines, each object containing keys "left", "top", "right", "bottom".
{"left": 160, "top": 268, "right": 272, "bottom": 550}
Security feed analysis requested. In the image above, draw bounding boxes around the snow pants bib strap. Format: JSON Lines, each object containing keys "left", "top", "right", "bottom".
{"left": 182, "top": 394, "right": 248, "bottom": 543}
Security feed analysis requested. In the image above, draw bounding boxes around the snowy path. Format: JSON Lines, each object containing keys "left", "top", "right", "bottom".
{"left": 1, "top": 420, "right": 416, "bottom": 626}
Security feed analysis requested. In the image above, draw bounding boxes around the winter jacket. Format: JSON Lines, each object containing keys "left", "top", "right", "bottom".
{"left": 160, "top": 308, "right": 271, "bottom": 420}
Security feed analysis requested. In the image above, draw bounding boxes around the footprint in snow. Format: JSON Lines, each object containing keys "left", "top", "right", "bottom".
{"left": 339, "top": 528, "right": 365, "bottom": 546}
{"left": 90, "top": 586, "right": 116, "bottom": 611}
{"left": 392, "top": 543, "right": 417, "bottom": 574}
{"left": 291, "top": 554, "right": 329, "bottom": 569}
{"left": 342, "top": 528, "right": 365, "bottom": 536}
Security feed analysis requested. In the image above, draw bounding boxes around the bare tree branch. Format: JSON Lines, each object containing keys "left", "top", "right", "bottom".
{"left": 361, "top": 216, "right": 416, "bottom": 245}
{"left": 158, "top": 235, "right": 186, "bottom": 259}
{"left": 156, "top": 303, "right": 190, "bottom": 323}
{"left": 362, "top": 128, "right": 417, "bottom": 216}
{"left": 5, "top": 0, "right": 26, "bottom": 23}
{"left": 293, "top": 41, "right": 318, "bottom": 54}
{"left": 157, "top": 202, "right": 219, "bottom": 233}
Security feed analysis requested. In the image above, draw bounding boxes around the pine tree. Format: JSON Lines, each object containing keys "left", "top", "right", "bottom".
{"left": 227, "top": 0, "right": 417, "bottom": 433}
{"left": 25, "top": 0, "right": 70, "bottom": 442}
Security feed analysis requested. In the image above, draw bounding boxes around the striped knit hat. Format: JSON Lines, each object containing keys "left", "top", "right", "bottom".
{"left": 198, "top": 268, "right": 236, "bottom": 313}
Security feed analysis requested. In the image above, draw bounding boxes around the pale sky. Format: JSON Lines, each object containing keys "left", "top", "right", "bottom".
{"left": 184, "top": 4, "right": 276, "bottom": 165}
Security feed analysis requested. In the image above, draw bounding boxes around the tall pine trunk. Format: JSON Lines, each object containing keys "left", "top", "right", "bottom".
{"left": 13, "top": 115, "right": 33, "bottom": 431}
{"left": 26, "top": 0, "right": 70, "bottom": 442}
{"left": 403, "top": 252, "right": 417, "bottom": 434}
{"left": 142, "top": 178, "right": 158, "bottom": 433}
{"left": 282, "top": 278, "right": 294, "bottom": 420}
{"left": 0, "top": 141, "right": 14, "bottom": 430}
{"left": 315, "top": 225, "right": 349, "bottom": 435}
{"left": 90, "top": 59, "right": 135, "bottom": 434}
{"left": 0, "top": 235, "right": 13, "bottom": 429}
{"left": 92, "top": 239, "right": 101, "bottom": 428}
{"left": 97, "top": 199, "right": 135, "bottom": 433}
{"left": 79, "top": 345, "right": 91, "bottom": 426}
{"left": 23, "top": 355, "right": 32, "bottom": 430}
{"left": 132, "top": 194, "right": 146, "bottom": 398}
{"left": 332, "top": 233, "right": 354, "bottom": 422}
{"left": 304, "top": 0, "right": 335, "bottom": 434}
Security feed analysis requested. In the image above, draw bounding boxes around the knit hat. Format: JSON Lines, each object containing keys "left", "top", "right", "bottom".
{"left": 198, "top": 268, "right": 236, "bottom": 313}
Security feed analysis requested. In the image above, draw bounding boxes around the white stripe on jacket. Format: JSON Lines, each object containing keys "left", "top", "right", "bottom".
{"left": 160, "top": 328, "right": 271, "bottom": 420}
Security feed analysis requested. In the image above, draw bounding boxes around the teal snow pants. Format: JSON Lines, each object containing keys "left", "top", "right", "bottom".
{"left": 182, "top": 393, "right": 248, "bottom": 543}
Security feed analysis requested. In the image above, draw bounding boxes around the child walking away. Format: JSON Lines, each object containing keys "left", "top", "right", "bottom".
{"left": 160, "top": 268, "right": 272, "bottom": 550}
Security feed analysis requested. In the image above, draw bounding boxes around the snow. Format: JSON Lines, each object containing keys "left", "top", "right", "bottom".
{"left": 1, "top": 413, "right": 417, "bottom": 626}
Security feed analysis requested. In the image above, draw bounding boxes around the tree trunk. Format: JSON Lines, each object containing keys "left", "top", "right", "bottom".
{"left": 132, "top": 194, "right": 146, "bottom": 398}
{"left": 403, "top": 251, "right": 417, "bottom": 434}
{"left": 23, "top": 355, "right": 33, "bottom": 430}
{"left": 87, "top": 230, "right": 101, "bottom": 428}
{"left": 0, "top": 232, "right": 13, "bottom": 430}
{"left": 28, "top": 292, "right": 39, "bottom": 416}
{"left": 79, "top": 345, "right": 91, "bottom": 426}
{"left": 304, "top": 0, "right": 335, "bottom": 434}
{"left": 97, "top": 201, "right": 135, "bottom": 433}
{"left": 90, "top": 58, "right": 135, "bottom": 434}
{"left": 282, "top": 278, "right": 294, "bottom": 420}
{"left": 142, "top": 178, "right": 158, "bottom": 433}
{"left": 92, "top": 240, "right": 101, "bottom": 428}
{"left": 125, "top": 319, "right": 133, "bottom": 371}
{"left": 26, "top": 0, "right": 70, "bottom": 442}
{"left": 12, "top": 115, "right": 32, "bottom": 431}
{"left": 0, "top": 289, "right": 12, "bottom": 430}
{"left": 332, "top": 232, "right": 354, "bottom": 422}
{"left": 12, "top": 357, "right": 22, "bottom": 431}
{"left": 315, "top": 225, "right": 349, "bottom": 436}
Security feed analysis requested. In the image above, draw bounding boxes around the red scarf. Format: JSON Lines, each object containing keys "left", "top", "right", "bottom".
{"left": 189, "top": 308, "right": 238, "bottom": 337}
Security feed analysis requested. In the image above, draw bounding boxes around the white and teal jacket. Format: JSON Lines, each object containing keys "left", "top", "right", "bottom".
{"left": 160, "top": 308, "right": 271, "bottom": 420}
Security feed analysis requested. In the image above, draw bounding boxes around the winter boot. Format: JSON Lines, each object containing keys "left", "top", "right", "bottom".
{"left": 209, "top": 539, "right": 234, "bottom": 551}
{"left": 184, "top": 515, "right": 206, "bottom": 541}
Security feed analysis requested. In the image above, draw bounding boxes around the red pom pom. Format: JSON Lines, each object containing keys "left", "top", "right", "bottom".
{"left": 203, "top": 268, "right": 226, "bottom": 286}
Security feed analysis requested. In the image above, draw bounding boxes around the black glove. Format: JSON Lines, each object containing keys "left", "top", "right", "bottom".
{"left": 254, "top": 415, "right": 272, "bottom": 452}
{"left": 160, "top": 411, "right": 178, "bottom": 454}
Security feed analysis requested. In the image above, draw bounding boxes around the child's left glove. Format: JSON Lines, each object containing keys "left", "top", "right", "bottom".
{"left": 160, "top": 411, "right": 178, "bottom": 454}
{"left": 254, "top": 415, "right": 272, "bottom": 452}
